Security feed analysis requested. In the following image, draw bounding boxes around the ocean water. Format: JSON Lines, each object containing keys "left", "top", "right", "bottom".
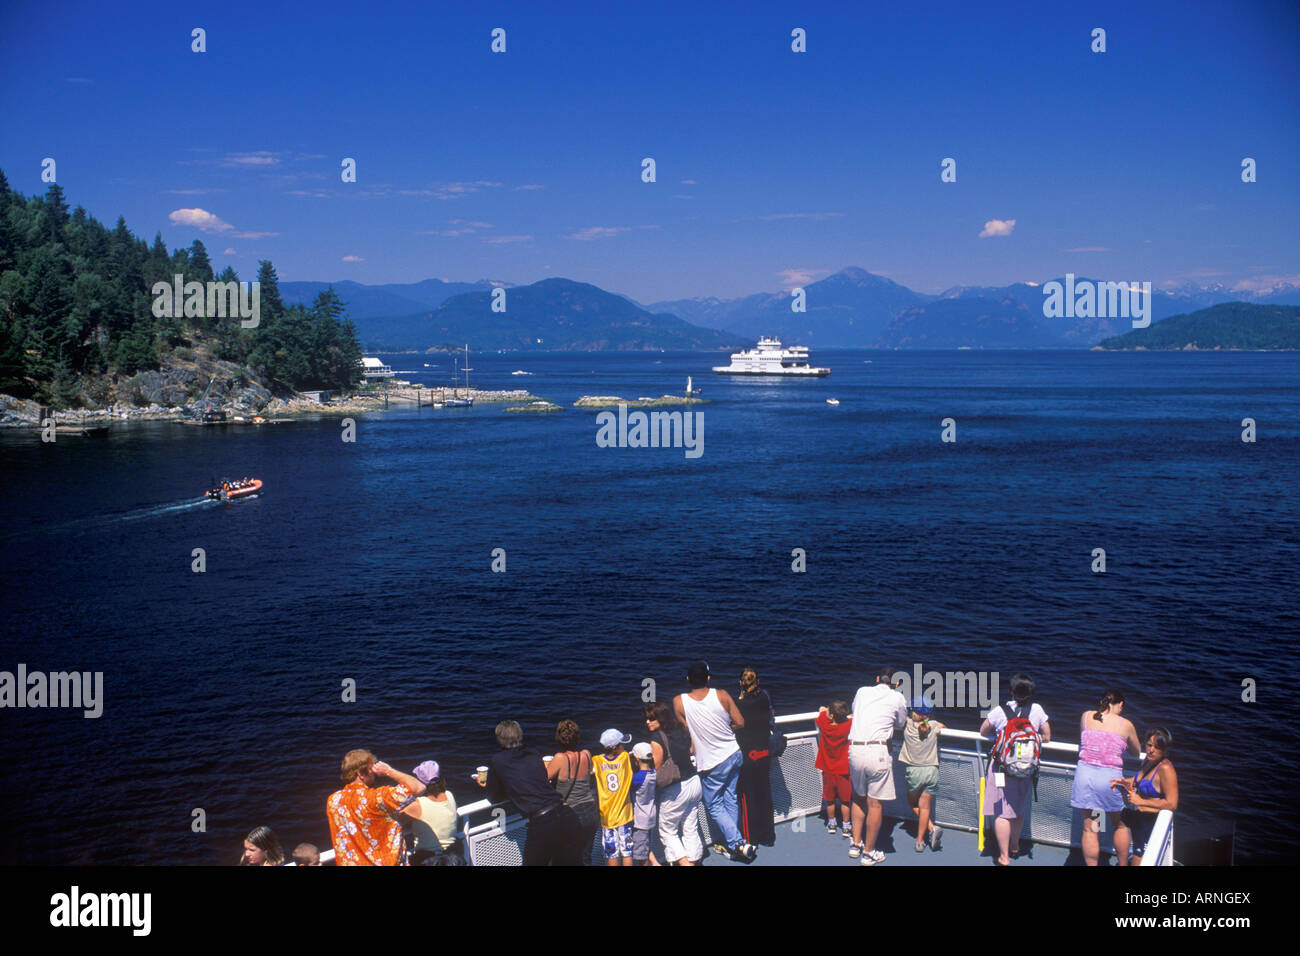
{"left": 1, "top": 350, "right": 1297, "bottom": 865}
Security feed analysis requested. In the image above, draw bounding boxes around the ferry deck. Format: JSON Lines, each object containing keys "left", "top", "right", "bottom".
{"left": 313, "top": 711, "right": 1175, "bottom": 867}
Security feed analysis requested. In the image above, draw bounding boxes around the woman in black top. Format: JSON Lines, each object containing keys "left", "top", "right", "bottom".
{"left": 643, "top": 699, "right": 703, "bottom": 865}
{"left": 735, "top": 667, "right": 776, "bottom": 846}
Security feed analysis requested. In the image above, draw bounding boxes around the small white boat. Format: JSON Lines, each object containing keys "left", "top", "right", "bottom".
{"left": 826, "top": 398, "right": 840, "bottom": 405}
{"left": 511, "top": 370, "right": 532, "bottom": 376}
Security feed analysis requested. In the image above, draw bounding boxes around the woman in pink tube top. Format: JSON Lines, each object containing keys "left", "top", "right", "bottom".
{"left": 1070, "top": 688, "right": 1141, "bottom": 866}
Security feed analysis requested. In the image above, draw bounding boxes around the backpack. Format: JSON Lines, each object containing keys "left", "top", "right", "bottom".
{"left": 991, "top": 703, "right": 1041, "bottom": 790}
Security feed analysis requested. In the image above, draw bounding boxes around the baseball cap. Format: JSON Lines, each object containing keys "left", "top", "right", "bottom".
{"left": 631, "top": 742, "right": 654, "bottom": 761}
{"left": 413, "top": 760, "right": 441, "bottom": 784}
{"left": 910, "top": 697, "right": 934, "bottom": 717}
{"left": 600, "top": 729, "right": 632, "bottom": 749}
{"left": 687, "top": 660, "right": 711, "bottom": 684}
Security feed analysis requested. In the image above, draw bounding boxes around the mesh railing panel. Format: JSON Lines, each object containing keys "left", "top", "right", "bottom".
{"left": 466, "top": 820, "right": 524, "bottom": 866}
{"left": 461, "top": 729, "right": 1161, "bottom": 864}
{"left": 773, "top": 738, "right": 823, "bottom": 821}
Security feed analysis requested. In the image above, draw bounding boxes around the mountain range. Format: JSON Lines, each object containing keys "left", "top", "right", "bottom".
{"left": 284, "top": 268, "right": 1300, "bottom": 351}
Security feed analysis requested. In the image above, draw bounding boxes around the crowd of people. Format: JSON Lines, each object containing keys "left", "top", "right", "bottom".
{"left": 238, "top": 663, "right": 1179, "bottom": 866}
{"left": 205, "top": 477, "right": 256, "bottom": 499}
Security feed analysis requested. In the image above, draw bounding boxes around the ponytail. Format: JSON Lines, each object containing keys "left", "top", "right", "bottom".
{"left": 1094, "top": 688, "right": 1125, "bottom": 722}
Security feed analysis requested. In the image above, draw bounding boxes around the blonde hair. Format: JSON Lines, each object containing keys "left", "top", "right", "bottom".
{"left": 739, "top": 667, "right": 760, "bottom": 695}
{"left": 340, "top": 749, "right": 375, "bottom": 784}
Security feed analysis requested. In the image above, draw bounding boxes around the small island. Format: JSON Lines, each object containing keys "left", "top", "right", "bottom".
{"left": 573, "top": 394, "right": 708, "bottom": 409}
{"left": 505, "top": 401, "right": 563, "bottom": 413}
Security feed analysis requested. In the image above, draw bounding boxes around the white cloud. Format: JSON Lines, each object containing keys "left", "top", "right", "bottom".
{"left": 169, "top": 208, "right": 233, "bottom": 232}
{"left": 979, "top": 219, "right": 1016, "bottom": 238}
{"left": 483, "top": 235, "right": 533, "bottom": 244}
{"left": 168, "top": 208, "right": 276, "bottom": 240}
{"left": 776, "top": 267, "right": 829, "bottom": 288}
{"left": 680, "top": 179, "right": 697, "bottom": 185}
{"left": 433, "top": 180, "right": 503, "bottom": 199}
{"left": 758, "top": 212, "right": 843, "bottom": 222}
{"left": 222, "top": 151, "right": 280, "bottom": 167}
{"left": 342, "top": 255, "right": 364, "bottom": 262}
{"left": 514, "top": 183, "right": 544, "bottom": 191}
{"left": 1231, "top": 273, "right": 1300, "bottom": 292}
{"left": 567, "top": 226, "right": 632, "bottom": 241}
{"left": 222, "top": 248, "right": 236, "bottom": 255}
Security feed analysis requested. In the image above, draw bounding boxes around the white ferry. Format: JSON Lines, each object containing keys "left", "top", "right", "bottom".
{"left": 712, "top": 337, "right": 830, "bottom": 376}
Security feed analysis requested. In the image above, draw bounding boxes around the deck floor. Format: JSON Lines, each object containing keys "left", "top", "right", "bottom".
{"left": 698, "top": 815, "right": 1077, "bottom": 867}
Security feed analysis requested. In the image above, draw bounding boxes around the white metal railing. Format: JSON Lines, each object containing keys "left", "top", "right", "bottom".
{"left": 1139, "top": 809, "right": 1176, "bottom": 866}
{"left": 304, "top": 710, "right": 1173, "bottom": 866}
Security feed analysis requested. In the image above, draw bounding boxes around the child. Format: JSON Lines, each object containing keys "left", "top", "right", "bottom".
{"left": 630, "top": 742, "right": 660, "bottom": 866}
{"left": 900, "top": 697, "right": 945, "bottom": 851}
{"left": 593, "top": 728, "right": 635, "bottom": 866}
{"left": 291, "top": 842, "right": 320, "bottom": 866}
{"left": 815, "top": 700, "right": 853, "bottom": 836}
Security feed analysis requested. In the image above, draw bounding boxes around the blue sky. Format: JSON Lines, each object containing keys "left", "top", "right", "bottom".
{"left": 2, "top": 0, "right": 1297, "bottom": 302}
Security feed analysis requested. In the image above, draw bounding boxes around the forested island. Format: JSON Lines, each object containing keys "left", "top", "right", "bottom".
{"left": 1097, "top": 303, "right": 1300, "bottom": 350}
{"left": 0, "top": 170, "right": 363, "bottom": 413}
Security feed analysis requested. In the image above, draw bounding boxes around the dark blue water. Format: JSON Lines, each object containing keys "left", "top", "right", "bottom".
{"left": 2, "top": 350, "right": 1297, "bottom": 865}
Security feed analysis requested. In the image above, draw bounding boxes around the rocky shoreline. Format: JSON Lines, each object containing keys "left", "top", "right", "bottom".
{"left": 0, "top": 387, "right": 547, "bottom": 429}
{"left": 573, "top": 394, "right": 707, "bottom": 409}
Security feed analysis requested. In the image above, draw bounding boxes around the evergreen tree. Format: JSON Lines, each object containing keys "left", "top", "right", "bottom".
{"left": 0, "top": 169, "right": 363, "bottom": 403}
{"left": 189, "top": 239, "right": 214, "bottom": 283}
{"left": 43, "top": 182, "right": 70, "bottom": 242}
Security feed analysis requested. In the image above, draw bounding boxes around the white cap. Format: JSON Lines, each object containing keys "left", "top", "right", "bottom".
{"left": 600, "top": 728, "right": 631, "bottom": 749}
{"left": 631, "top": 742, "right": 654, "bottom": 761}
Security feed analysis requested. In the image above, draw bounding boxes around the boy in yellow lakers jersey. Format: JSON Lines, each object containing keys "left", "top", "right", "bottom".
{"left": 594, "top": 728, "right": 635, "bottom": 865}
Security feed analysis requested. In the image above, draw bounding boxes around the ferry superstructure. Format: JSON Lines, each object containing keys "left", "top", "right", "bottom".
{"left": 713, "top": 337, "right": 830, "bottom": 376}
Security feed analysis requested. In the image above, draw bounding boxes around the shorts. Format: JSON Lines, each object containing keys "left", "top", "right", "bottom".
{"left": 905, "top": 765, "right": 939, "bottom": 796}
{"left": 849, "top": 745, "right": 895, "bottom": 801}
{"left": 601, "top": 823, "right": 634, "bottom": 859}
{"left": 632, "top": 828, "right": 652, "bottom": 861}
{"left": 1123, "top": 807, "right": 1156, "bottom": 858}
{"left": 821, "top": 772, "right": 851, "bottom": 804}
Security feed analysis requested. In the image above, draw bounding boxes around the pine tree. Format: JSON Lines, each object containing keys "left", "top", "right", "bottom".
{"left": 189, "top": 239, "right": 213, "bottom": 283}
{"left": 254, "top": 260, "right": 285, "bottom": 320}
{"left": 42, "top": 183, "right": 70, "bottom": 244}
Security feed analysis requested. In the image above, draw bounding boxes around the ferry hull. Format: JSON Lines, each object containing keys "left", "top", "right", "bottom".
{"left": 712, "top": 368, "right": 830, "bottom": 376}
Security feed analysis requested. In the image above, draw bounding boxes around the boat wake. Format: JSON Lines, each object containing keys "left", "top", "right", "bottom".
{"left": 118, "top": 498, "right": 222, "bottom": 521}
{"left": 0, "top": 496, "right": 222, "bottom": 543}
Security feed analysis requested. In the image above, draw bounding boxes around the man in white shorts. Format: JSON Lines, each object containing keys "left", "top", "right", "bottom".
{"left": 847, "top": 666, "right": 908, "bottom": 865}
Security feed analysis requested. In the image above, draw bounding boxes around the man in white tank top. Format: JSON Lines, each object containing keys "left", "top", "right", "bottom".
{"left": 673, "top": 661, "right": 757, "bottom": 863}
